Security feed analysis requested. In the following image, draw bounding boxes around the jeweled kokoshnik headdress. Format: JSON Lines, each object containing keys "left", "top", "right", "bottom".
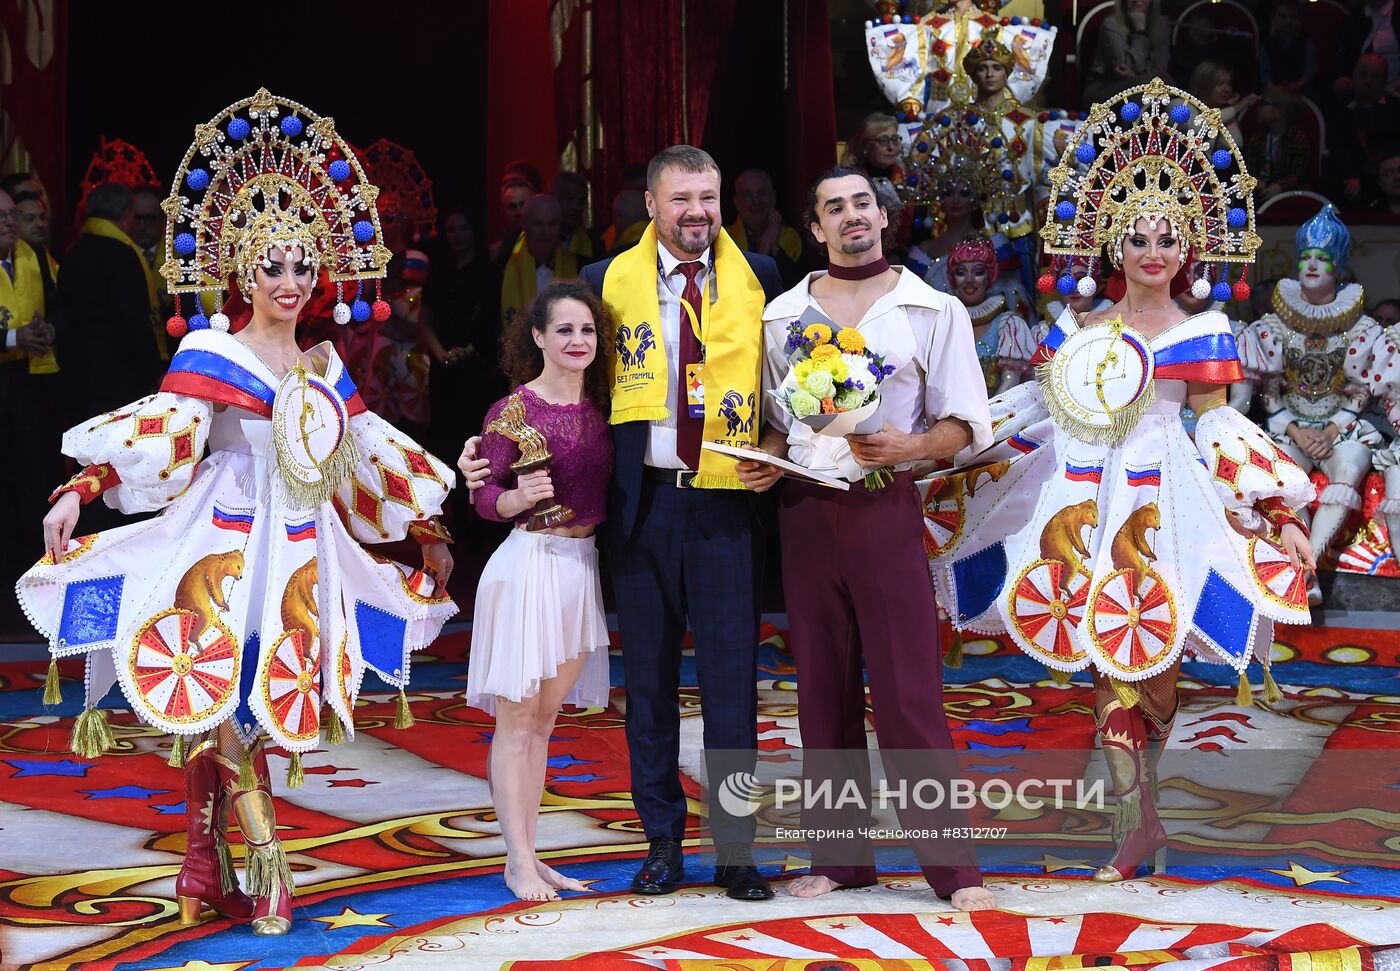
{"left": 1037, "top": 77, "right": 1260, "bottom": 305}
{"left": 160, "top": 87, "right": 391, "bottom": 335}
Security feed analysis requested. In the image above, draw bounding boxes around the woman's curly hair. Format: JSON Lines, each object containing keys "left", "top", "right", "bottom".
{"left": 499, "top": 279, "right": 615, "bottom": 413}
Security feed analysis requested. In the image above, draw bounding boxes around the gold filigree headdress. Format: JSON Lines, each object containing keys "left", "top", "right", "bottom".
{"left": 902, "top": 103, "right": 1020, "bottom": 232}
{"left": 962, "top": 37, "right": 1015, "bottom": 74}
{"left": 160, "top": 88, "right": 392, "bottom": 334}
{"left": 1038, "top": 78, "right": 1260, "bottom": 301}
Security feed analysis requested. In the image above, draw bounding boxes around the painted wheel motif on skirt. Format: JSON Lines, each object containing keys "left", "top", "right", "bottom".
{"left": 1087, "top": 567, "right": 1178, "bottom": 675}
{"left": 263, "top": 628, "right": 322, "bottom": 742}
{"left": 922, "top": 478, "right": 966, "bottom": 558}
{"left": 1008, "top": 558, "right": 1090, "bottom": 667}
{"left": 130, "top": 607, "right": 239, "bottom": 725}
{"left": 1248, "top": 537, "right": 1309, "bottom": 610}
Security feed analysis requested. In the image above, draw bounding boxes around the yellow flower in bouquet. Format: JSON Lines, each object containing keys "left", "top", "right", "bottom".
{"left": 822, "top": 358, "right": 850, "bottom": 382}
{"left": 811, "top": 344, "right": 840, "bottom": 362}
{"left": 836, "top": 328, "right": 867, "bottom": 354}
{"left": 803, "top": 323, "right": 833, "bottom": 345}
{"left": 793, "top": 359, "right": 817, "bottom": 383}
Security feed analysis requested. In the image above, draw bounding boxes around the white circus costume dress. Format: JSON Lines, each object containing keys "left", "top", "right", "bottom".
{"left": 945, "top": 235, "right": 1038, "bottom": 393}
{"left": 1233, "top": 206, "right": 1384, "bottom": 579}
{"left": 18, "top": 329, "right": 457, "bottom": 749}
{"left": 863, "top": 0, "right": 1056, "bottom": 120}
{"left": 1353, "top": 322, "right": 1400, "bottom": 560}
{"left": 921, "top": 79, "right": 1317, "bottom": 883}
{"left": 14, "top": 88, "right": 457, "bottom": 935}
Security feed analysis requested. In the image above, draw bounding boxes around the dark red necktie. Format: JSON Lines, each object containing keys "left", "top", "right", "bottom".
{"left": 675, "top": 260, "right": 705, "bottom": 471}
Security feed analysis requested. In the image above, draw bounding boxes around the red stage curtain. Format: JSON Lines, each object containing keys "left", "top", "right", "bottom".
{"left": 787, "top": 0, "right": 838, "bottom": 231}
{"left": 487, "top": 0, "right": 559, "bottom": 240}
{"left": 0, "top": 0, "right": 69, "bottom": 237}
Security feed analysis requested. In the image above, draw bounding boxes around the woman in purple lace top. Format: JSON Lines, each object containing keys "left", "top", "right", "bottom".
{"left": 466, "top": 280, "right": 615, "bottom": 903}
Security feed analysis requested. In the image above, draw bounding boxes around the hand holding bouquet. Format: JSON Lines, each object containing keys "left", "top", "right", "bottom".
{"left": 769, "top": 313, "right": 897, "bottom": 487}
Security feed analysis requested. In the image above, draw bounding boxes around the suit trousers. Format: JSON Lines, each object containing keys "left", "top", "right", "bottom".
{"left": 610, "top": 478, "right": 763, "bottom": 849}
{"left": 778, "top": 471, "right": 982, "bottom": 895}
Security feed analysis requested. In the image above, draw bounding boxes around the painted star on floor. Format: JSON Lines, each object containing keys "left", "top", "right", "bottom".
{"left": 312, "top": 907, "right": 395, "bottom": 929}
{"left": 80, "top": 784, "right": 173, "bottom": 800}
{"left": 3, "top": 758, "right": 93, "bottom": 778}
{"left": 1262, "top": 861, "right": 1354, "bottom": 887}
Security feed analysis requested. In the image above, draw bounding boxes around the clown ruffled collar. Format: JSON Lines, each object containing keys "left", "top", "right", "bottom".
{"left": 965, "top": 292, "right": 1006, "bottom": 325}
{"left": 1272, "top": 279, "right": 1367, "bottom": 337}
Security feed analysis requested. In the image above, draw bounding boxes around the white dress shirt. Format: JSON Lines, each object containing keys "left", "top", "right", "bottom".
{"left": 534, "top": 262, "right": 555, "bottom": 294}
{"left": 645, "top": 243, "right": 715, "bottom": 469}
{"left": 762, "top": 268, "right": 994, "bottom": 483}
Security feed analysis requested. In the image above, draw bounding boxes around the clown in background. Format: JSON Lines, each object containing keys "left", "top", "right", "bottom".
{"left": 1235, "top": 204, "right": 1383, "bottom": 597}
{"left": 947, "top": 234, "right": 1037, "bottom": 393}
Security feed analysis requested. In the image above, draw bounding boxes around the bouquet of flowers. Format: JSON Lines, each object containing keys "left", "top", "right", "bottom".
{"left": 770, "top": 313, "right": 896, "bottom": 488}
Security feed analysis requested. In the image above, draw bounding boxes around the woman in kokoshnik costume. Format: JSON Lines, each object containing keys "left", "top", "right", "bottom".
{"left": 918, "top": 79, "right": 1317, "bottom": 882}
{"left": 16, "top": 89, "right": 457, "bottom": 934}
{"left": 947, "top": 234, "right": 1039, "bottom": 394}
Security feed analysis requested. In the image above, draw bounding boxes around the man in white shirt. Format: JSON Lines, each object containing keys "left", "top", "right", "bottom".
{"left": 738, "top": 168, "right": 996, "bottom": 911}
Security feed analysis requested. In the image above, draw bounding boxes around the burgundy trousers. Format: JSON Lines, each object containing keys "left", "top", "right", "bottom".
{"left": 778, "top": 471, "right": 982, "bottom": 895}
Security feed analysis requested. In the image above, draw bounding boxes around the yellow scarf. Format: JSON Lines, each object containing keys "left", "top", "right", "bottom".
{"left": 0, "top": 240, "right": 58, "bottom": 373}
{"left": 500, "top": 235, "right": 580, "bottom": 326}
{"left": 603, "top": 220, "right": 647, "bottom": 254}
{"left": 80, "top": 217, "right": 168, "bottom": 360}
{"left": 566, "top": 226, "right": 595, "bottom": 259}
{"left": 604, "top": 222, "right": 765, "bottom": 489}
{"left": 727, "top": 217, "right": 803, "bottom": 263}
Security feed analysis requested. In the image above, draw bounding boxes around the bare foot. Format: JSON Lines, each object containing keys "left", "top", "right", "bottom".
{"left": 950, "top": 885, "right": 996, "bottom": 911}
{"left": 787, "top": 875, "right": 840, "bottom": 898}
{"left": 536, "top": 860, "right": 589, "bottom": 892}
{"left": 505, "top": 859, "right": 560, "bottom": 902}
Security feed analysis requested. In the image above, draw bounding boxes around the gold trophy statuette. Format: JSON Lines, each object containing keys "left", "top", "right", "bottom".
{"left": 485, "top": 391, "right": 576, "bottom": 531}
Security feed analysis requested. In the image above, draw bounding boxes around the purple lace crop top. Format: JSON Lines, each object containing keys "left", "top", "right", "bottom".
{"left": 475, "top": 388, "right": 613, "bottom": 528}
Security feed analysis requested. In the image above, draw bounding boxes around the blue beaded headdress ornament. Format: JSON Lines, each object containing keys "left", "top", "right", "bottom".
{"left": 1038, "top": 78, "right": 1260, "bottom": 303}
{"left": 1295, "top": 203, "right": 1351, "bottom": 271}
{"left": 160, "top": 88, "right": 389, "bottom": 333}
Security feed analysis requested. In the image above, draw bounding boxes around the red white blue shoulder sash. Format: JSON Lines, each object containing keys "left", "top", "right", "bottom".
{"left": 160, "top": 332, "right": 365, "bottom": 417}
{"left": 1029, "top": 309, "right": 1243, "bottom": 384}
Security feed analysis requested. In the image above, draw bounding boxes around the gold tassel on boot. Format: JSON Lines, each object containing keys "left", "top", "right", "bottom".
{"left": 43, "top": 658, "right": 62, "bottom": 705}
{"left": 325, "top": 712, "right": 345, "bottom": 745}
{"left": 943, "top": 628, "right": 964, "bottom": 669}
{"left": 167, "top": 733, "right": 187, "bottom": 769}
{"left": 239, "top": 748, "right": 257, "bottom": 791}
{"left": 394, "top": 688, "right": 415, "bottom": 729}
{"left": 286, "top": 752, "right": 305, "bottom": 789}
{"left": 1049, "top": 667, "right": 1073, "bottom": 686}
{"left": 1111, "top": 678, "right": 1140, "bottom": 709}
{"left": 1235, "top": 671, "right": 1253, "bottom": 708}
{"left": 70, "top": 708, "right": 115, "bottom": 759}
{"left": 1262, "top": 664, "right": 1283, "bottom": 706}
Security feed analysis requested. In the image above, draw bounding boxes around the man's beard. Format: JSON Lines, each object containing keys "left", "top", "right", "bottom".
{"left": 667, "top": 219, "right": 717, "bottom": 255}
{"left": 839, "top": 233, "right": 878, "bottom": 256}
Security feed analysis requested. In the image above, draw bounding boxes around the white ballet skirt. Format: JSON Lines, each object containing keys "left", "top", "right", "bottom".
{"left": 919, "top": 310, "right": 1316, "bottom": 682}
{"left": 16, "top": 330, "right": 458, "bottom": 751}
{"left": 466, "top": 529, "right": 610, "bottom": 716}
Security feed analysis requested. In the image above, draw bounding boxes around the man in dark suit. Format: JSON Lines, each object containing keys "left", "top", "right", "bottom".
{"left": 59, "top": 182, "right": 164, "bottom": 419}
{"left": 580, "top": 145, "right": 781, "bottom": 901}
{"left": 462, "top": 146, "right": 782, "bottom": 900}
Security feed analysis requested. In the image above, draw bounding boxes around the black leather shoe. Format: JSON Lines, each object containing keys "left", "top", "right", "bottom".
{"left": 631, "top": 837, "right": 684, "bottom": 894}
{"left": 714, "top": 844, "right": 774, "bottom": 901}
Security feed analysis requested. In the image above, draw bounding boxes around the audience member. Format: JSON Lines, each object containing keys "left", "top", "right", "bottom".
{"left": 1369, "top": 153, "right": 1400, "bottom": 215}
{"left": 1329, "top": 53, "right": 1400, "bottom": 203}
{"left": 10, "top": 191, "right": 51, "bottom": 251}
{"left": 728, "top": 168, "right": 805, "bottom": 287}
{"left": 1083, "top": 0, "right": 1172, "bottom": 105}
{"left": 0, "top": 172, "right": 48, "bottom": 213}
{"left": 1339, "top": 0, "right": 1400, "bottom": 87}
{"left": 1188, "top": 59, "right": 1257, "bottom": 147}
{"left": 1246, "top": 86, "right": 1314, "bottom": 202}
{"left": 0, "top": 187, "right": 62, "bottom": 601}
{"left": 491, "top": 173, "right": 538, "bottom": 261}
{"left": 553, "top": 171, "right": 596, "bottom": 260}
{"left": 59, "top": 182, "right": 164, "bottom": 419}
{"left": 1372, "top": 297, "right": 1400, "bottom": 326}
{"left": 603, "top": 189, "right": 648, "bottom": 254}
{"left": 129, "top": 185, "right": 164, "bottom": 267}
{"left": 1260, "top": 1, "right": 1319, "bottom": 95}
{"left": 500, "top": 195, "right": 581, "bottom": 330}
{"left": 841, "top": 112, "right": 903, "bottom": 185}
{"left": 423, "top": 211, "right": 503, "bottom": 485}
